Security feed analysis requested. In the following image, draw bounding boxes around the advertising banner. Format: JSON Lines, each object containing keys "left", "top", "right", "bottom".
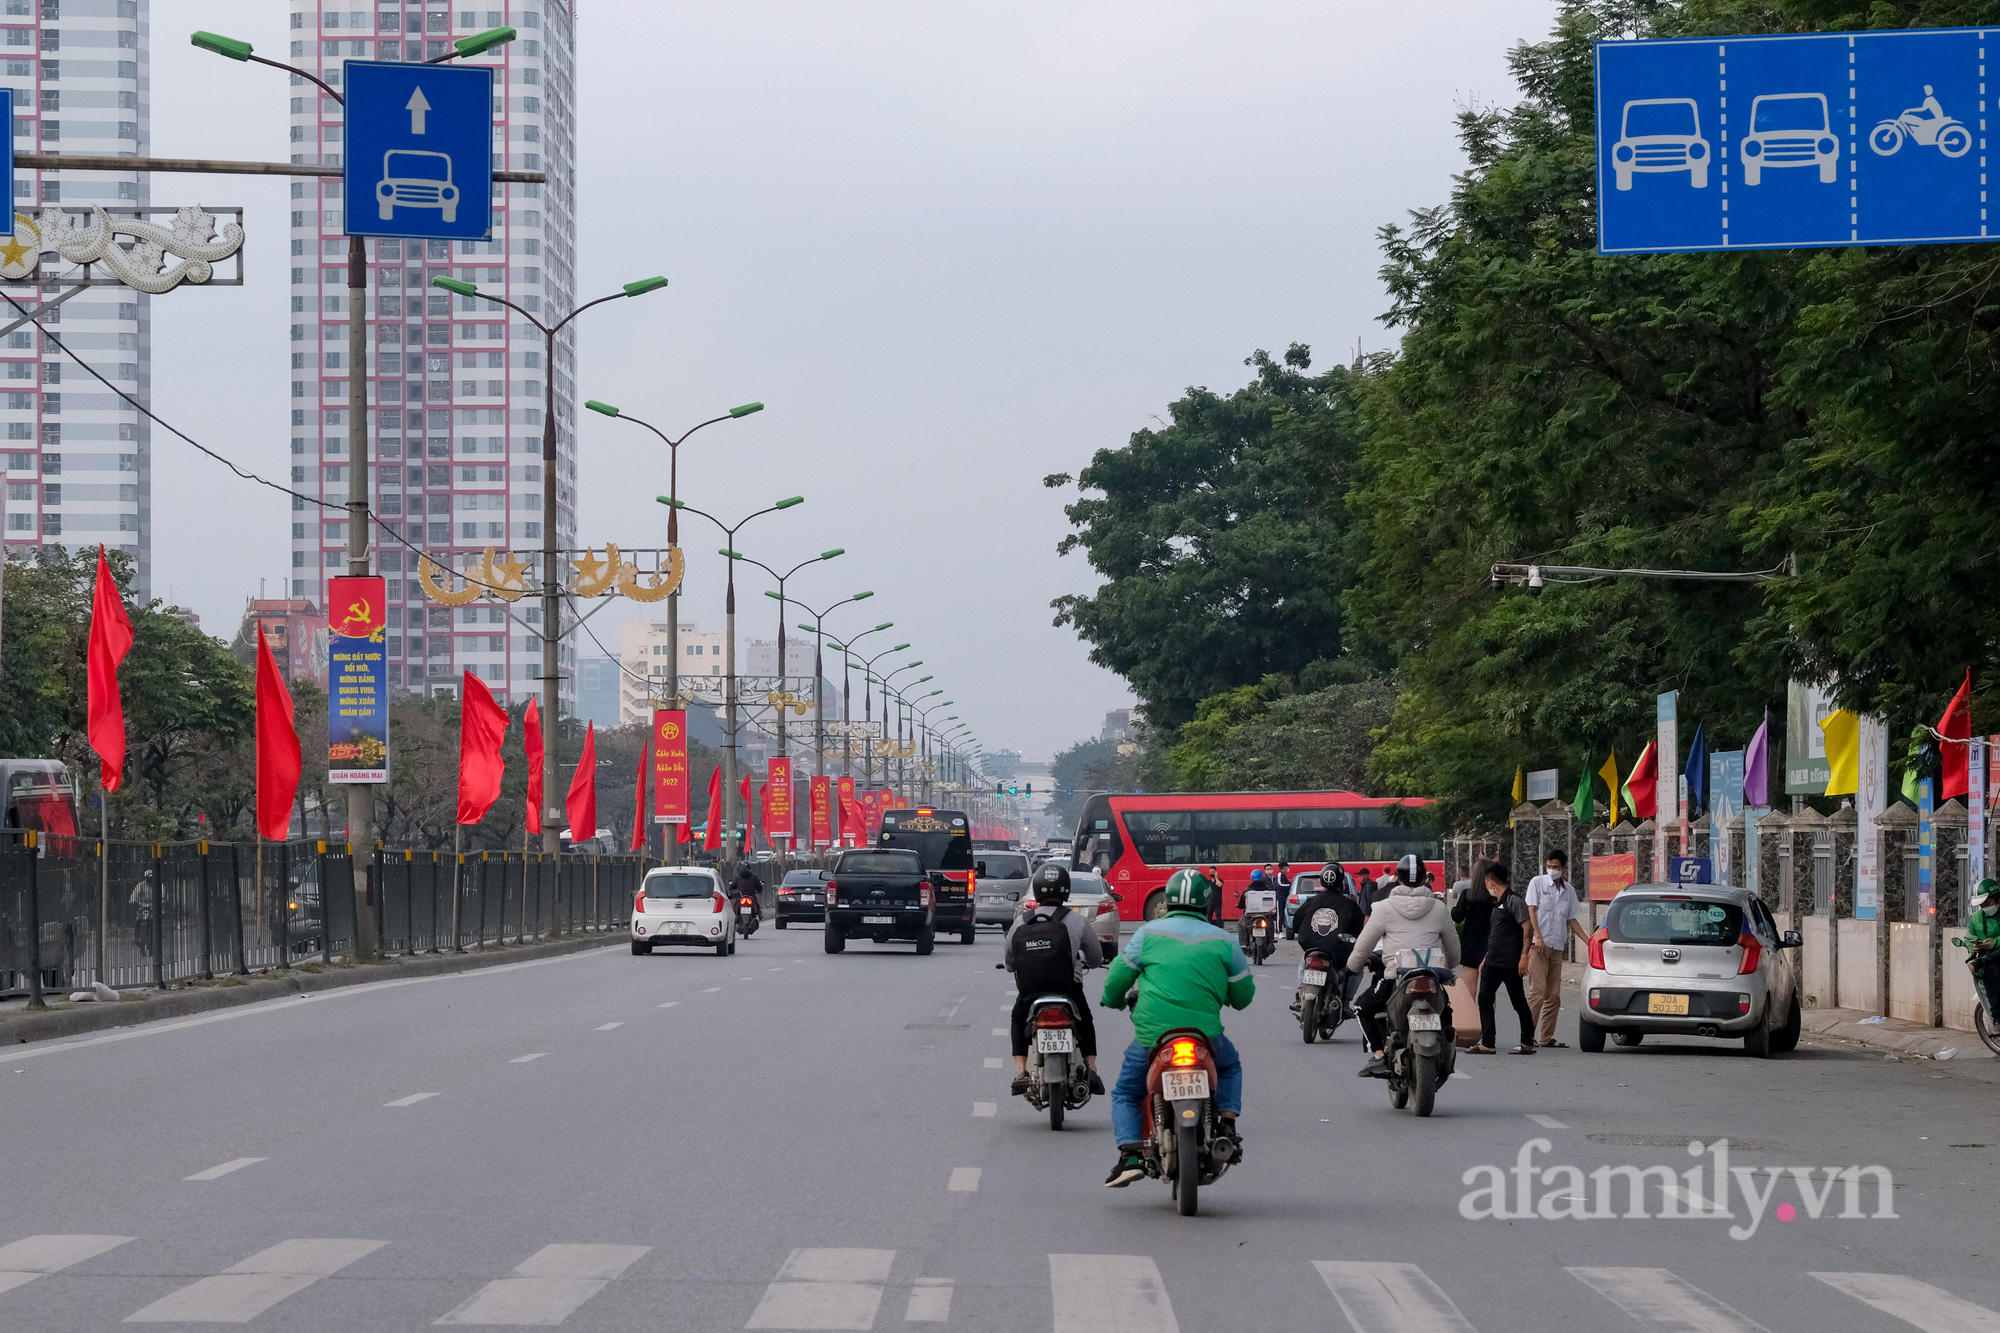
{"left": 809, "top": 776, "right": 833, "bottom": 847}
{"left": 651, "top": 709, "right": 689, "bottom": 824}
{"left": 1709, "top": 749, "right": 1743, "bottom": 885}
{"left": 1969, "top": 737, "right": 1987, "bottom": 916}
{"left": 1668, "top": 857, "right": 1713, "bottom": 884}
{"left": 766, "top": 757, "right": 794, "bottom": 840}
{"left": 1785, "top": 678, "right": 1834, "bottom": 794}
{"left": 326, "top": 576, "right": 389, "bottom": 784}
{"left": 1856, "top": 715, "right": 1888, "bottom": 919}
{"left": 1588, "top": 852, "right": 1637, "bottom": 902}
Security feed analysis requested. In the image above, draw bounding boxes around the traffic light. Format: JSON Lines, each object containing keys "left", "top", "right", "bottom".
{"left": 995, "top": 783, "right": 1004, "bottom": 795}
{"left": 1026, "top": 783, "right": 1033, "bottom": 795}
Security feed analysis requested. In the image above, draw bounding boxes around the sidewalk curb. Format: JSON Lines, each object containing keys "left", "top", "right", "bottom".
{"left": 2, "top": 935, "right": 625, "bottom": 1047}
{"left": 1802, "top": 1007, "right": 1984, "bottom": 1060}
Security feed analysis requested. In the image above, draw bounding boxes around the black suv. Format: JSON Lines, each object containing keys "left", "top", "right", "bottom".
{"left": 825, "top": 849, "right": 936, "bottom": 954}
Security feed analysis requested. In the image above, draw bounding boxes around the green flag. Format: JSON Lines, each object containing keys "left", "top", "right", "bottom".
{"left": 1573, "top": 760, "right": 1593, "bottom": 822}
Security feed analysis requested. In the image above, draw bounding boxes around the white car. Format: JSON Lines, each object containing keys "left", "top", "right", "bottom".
{"left": 631, "top": 868, "right": 736, "bottom": 956}
{"left": 1741, "top": 92, "right": 1839, "bottom": 185}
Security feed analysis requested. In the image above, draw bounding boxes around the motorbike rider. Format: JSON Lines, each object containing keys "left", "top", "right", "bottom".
{"left": 1004, "top": 863, "right": 1106, "bottom": 1097}
{"left": 1290, "top": 864, "right": 1366, "bottom": 1012}
{"left": 1968, "top": 879, "right": 2000, "bottom": 1018}
{"left": 1236, "top": 868, "right": 1278, "bottom": 951}
{"left": 731, "top": 863, "right": 765, "bottom": 925}
{"left": 1343, "top": 854, "right": 1460, "bottom": 1079}
{"left": 1100, "top": 867, "right": 1253, "bottom": 1187}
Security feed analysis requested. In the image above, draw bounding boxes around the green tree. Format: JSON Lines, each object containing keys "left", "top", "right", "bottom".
{"left": 1165, "top": 672, "right": 1397, "bottom": 796}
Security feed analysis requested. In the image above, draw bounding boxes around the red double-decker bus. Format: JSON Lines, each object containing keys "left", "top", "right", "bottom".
{"left": 1069, "top": 790, "right": 1441, "bottom": 922}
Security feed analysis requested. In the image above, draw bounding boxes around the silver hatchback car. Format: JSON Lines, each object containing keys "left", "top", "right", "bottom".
{"left": 1580, "top": 884, "right": 1802, "bottom": 1057}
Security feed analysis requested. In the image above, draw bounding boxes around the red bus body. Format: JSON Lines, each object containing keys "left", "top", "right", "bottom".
{"left": 1070, "top": 790, "right": 1442, "bottom": 922}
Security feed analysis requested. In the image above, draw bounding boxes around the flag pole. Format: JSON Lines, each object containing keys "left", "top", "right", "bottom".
{"left": 452, "top": 822, "right": 464, "bottom": 953}
{"left": 97, "top": 762, "right": 108, "bottom": 984}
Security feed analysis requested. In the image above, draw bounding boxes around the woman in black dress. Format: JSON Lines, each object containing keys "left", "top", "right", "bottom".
{"left": 1451, "top": 856, "right": 1496, "bottom": 986}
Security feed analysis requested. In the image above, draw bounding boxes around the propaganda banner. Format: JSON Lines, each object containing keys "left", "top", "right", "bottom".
{"left": 860, "top": 788, "right": 881, "bottom": 837}
{"left": 1588, "top": 852, "right": 1637, "bottom": 902}
{"left": 652, "top": 709, "right": 689, "bottom": 824}
{"left": 326, "top": 576, "right": 389, "bottom": 784}
{"left": 766, "top": 757, "right": 794, "bottom": 840}
{"left": 809, "top": 776, "right": 833, "bottom": 847}
{"left": 837, "top": 775, "right": 857, "bottom": 845}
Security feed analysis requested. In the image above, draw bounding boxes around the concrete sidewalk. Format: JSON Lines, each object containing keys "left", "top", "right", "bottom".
{"left": 0, "top": 934, "right": 625, "bottom": 1047}
{"left": 1801, "top": 1006, "right": 1990, "bottom": 1060}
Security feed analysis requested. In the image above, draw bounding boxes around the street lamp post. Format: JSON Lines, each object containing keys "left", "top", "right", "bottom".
{"left": 827, "top": 629, "right": 902, "bottom": 782}
{"left": 859, "top": 653, "right": 917, "bottom": 792}
{"left": 431, "top": 274, "right": 669, "bottom": 853}
{"left": 745, "top": 549, "right": 844, "bottom": 761}
{"left": 792, "top": 593, "right": 874, "bottom": 781}
{"left": 876, "top": 665, "right": 927, "bottom": 801}
{"left": 659, "top": 495, "right": 804, "bottom": 863}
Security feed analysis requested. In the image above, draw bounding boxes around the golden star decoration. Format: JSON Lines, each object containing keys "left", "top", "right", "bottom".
{"left": 492, "top": 550, "right": 531, "bottom": 588}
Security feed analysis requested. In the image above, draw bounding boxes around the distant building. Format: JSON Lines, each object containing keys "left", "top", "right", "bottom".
{"left": 576, "top": 656, "right": 621, "bottom": 729}
{"left": 248, "top": 597, "right": 329, "bottom": 687}
{"left": 619, "top": 619, "right": 724, "bottom": 726}
{"left": 1102, "top": 708, "right": 1132, "bottom": 741}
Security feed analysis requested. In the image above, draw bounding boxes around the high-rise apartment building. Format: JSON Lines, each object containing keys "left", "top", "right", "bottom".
{"left": 0, "top": 0, "right": 151, "bottom": 598}
{"left": 288, "top": 0, "right": 576, "bottom": 708}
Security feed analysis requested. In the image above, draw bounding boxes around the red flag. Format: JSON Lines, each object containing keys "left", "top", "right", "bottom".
{"left": 566, "top": 721, "right": 598, "bottom": 846}
{"left": 1940, "top": 669, "right": 1973, "bottom": 799}
{"left": 1625, "top": 741, "right": 1658, "bottom": 820}
{"left": 86, "top": 546, "right": 134, "bottom": 792}
{"left": 702, "top": 764, "right": 724, "bottom": 850}
{"left": 254, "top": 623, "right": 301, "bottom": 840}
{"left": 758, "top": 779, "right": 772, "bottom": 850}
{"left": 523, "top": 696, "right": 544, "bottom": 836}
{"left": 739, "top": 774, "right": 754, "bottom": 854}
{"left": 456, "top": 671, "right": 511, "bottom": 826}
{"left": 630, "top": 742, "right": 649, "bottom": 852}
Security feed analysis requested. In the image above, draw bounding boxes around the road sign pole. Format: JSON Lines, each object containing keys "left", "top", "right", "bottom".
{"left": 346, "top": 234, "right": 379, "bottom": 960}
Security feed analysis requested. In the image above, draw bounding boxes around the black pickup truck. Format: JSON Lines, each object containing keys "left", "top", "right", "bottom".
{"left": 877, "top": 807, "right": 978, "bottom": 945}
{"left": 824, "top": 849, "right": 937, "bottom": 954}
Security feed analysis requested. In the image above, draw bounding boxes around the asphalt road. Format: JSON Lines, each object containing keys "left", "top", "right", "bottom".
{"left": 3, "top": 921, "right": 1998, "bottom": 1331}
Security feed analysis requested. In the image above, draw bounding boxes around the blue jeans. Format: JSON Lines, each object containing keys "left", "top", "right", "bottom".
{"left": 1110, "top": 1031, "right": 1242, "bottom": 1146}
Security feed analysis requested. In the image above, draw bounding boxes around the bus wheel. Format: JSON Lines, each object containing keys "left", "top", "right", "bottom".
{"left": 1143, "top": 890, "right": 1169, "bottom": 921}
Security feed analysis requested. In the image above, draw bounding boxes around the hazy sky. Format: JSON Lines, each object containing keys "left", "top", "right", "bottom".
{"left": 149, "top": 0, "right": 1556, "bottom": 761}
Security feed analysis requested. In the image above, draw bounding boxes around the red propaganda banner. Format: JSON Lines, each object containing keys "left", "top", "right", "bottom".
{"left": 889, "top": 793, "right": 909, "bottom": 811}
{"left": 1588, "top": 852, "right": 1637, "bottom": 902}
{"left": 325, "top": 576, "right": 389, "bottom": 783}
{"left": 652, "top": 709, "right": 689, "bottom": 824}
{"left": 766, "top": 757, "right": 794, "bottom": 840}
{"left": 836, "top": 775, "right": 857, "bottom": 845}
{"left": 809, "top": 777, "right": 833, "bottom": 847}
{"left": 861, "top": 788, "right": 881, "bottom": 836}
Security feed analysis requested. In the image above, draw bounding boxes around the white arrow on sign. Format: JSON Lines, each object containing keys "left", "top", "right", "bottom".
{"left": 406, "top": 87, "right": 431, "bottom": 135}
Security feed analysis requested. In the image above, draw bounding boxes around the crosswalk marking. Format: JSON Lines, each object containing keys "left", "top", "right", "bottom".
{"left": 904, "top": 1279, "right": 952, "bottom": 1323}
{"left": 1049, "top": 1254, "right": 1179, "bottom": 1333}
{"left": 1569, "top": 1267, "right": 1770, "bottom": 1332}
{"left": 435, "top": 1243, "right": 651, "bottom": 1326}
{"left": 1812, "top": 1273, "right": 2000, "bottom": 1332}
{"left": 184, "top": 1158, "right": 265, "bottom": 1181}
{"left": 1314, "top": 1261, "right": 1475, "bottom": 1333}
{"left": 124, "top": 1238, "right": 385, "bottom": 1323}
{"left": 0, "top": 1235, "right": 131, "bottom": 1295}
{"left": 1526, "top": 1114, "right": 1567, "bottom": 1129}
{"left": 386, "top": 1093, "right": 438, "bottom": 1107}
{"left": 745, "top": 1248, "right": 895, "bottom": 1330}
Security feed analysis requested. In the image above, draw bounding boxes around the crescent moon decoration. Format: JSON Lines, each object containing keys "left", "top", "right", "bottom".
{"left": 416, "top": 553, "right": 481, "bottom": 606}
{"left": 618, "top": 546, "right": 683, "bottom": 603}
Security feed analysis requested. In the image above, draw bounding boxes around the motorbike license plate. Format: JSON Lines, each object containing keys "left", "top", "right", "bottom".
{"left": 1036, "top": 1029, "right": 1074, "bottom": 1054}
{"left": 1161, "top": 1069, "right": 1209, "bottom": 1101}
{"left": 1408, "top": 1011, "right": 1442, "bottom": 1031}
{"left": 1299, "top": 972, "right": 1327, "bottom": 987}
{"left": 1648, "top": 993, "right": 1690, "bottom": 1015}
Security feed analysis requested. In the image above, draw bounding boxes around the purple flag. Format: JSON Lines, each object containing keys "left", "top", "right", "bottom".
{"left": 1744, "top": 708, "right": 1770, "bottom": 807}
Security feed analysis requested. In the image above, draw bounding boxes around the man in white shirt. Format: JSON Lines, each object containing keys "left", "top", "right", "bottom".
{"left": 1524, "top": 850, "right": 1589, "bottom": 1047}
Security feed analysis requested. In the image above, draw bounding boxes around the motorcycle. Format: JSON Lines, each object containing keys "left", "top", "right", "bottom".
{"left": 1140, "top": 1029, "right": 1237, "bottom": 1215}
{"left": 1019, "top": 993, "right": 1093, "bottom": 1129}
{"left": 1243, "top": 913, "right": 1276, "bottom": 965}
{"left": 1380, "top": 964, "right": 1455, "bottom": 1117}
{"left": 1295, "top": 934, "right": 1355, "bottom": 1044}
{"left": 735, "top": 895, "right": 760, "bottom": 939}
{"left": 1870, "top": 107, "right": 1971, "bottom": 158}
{"left": 1949, "top": 934, "right": 2000, "bottom": 1056}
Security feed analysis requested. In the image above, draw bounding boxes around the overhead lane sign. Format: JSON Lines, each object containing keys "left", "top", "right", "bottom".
{"left": 1597, "top": 26, "right": 1995, "bottom": 254}
{"left": 343, "top": 59, "right": 494, "bottom": 241}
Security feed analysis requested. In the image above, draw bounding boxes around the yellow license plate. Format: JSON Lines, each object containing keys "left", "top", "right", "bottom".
{"left": 1647, "top": 993, "right": 1690, "bottom": 1015}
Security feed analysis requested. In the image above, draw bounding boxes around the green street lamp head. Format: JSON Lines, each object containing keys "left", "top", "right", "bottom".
{"left": 797, "top": 623, "right": 819, "bottom": 634}
{"left": 850, "top": 591, "right": 874, "bottom": 602}
{"left": 454, "top": 25, "right": 516, "bottom": 57}
{"left": 826, "top": 640, "right": 846, "bottom": 652}
{"left": 623, "top": 276, "right": 669, "bottom": 297}
{"left": 873, "top": 621, "right": 893, "bottom": 631}
{"left": 191, "top": 30, "right": 253, "bottom": 60}
{"left": 431, "top": 275, "right": 478, "bottom": 297}
{"left": 819, "top": 548, "right": 845, "bottom": 561}
{"left": 729, "top": 402, "right": 765, "bottom": 418}
{"left": 585, "top": 400, "right": 620, "bottom": 418}
{"left": 773, "top": 496, "right": 805, "bottom": 510}
{"left": 904, "top": 661, "right": 924, "bottom": 670}
{"left": 764, "top": 590, "right": 784, "bottom": 602}
{"left": 719, "top": 548, "right": 743, "bottom": 560}
{"left": 917, "top": 677, "right": 933, "bottom": 685}
{"left": 892, "top": 643, "right": 911, "bottom": 652}
{"left": 653, "top": 495, "right": 687, "bottom": 508}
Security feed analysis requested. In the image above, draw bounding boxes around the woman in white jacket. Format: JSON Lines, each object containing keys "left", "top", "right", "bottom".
{"left": 1342, "top": 857, "right": 1460, "bottom": 1074}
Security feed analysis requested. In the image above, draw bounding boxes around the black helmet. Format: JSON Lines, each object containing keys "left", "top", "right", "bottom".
{"left": 1031, "top": 863, "right": 1071, "bottom": 903}
{"left": 1394, "top": 854, "right": 1429, "bottom": 888}
{"left": 1319, "top": 864, "right": 1346, "bottom": 891}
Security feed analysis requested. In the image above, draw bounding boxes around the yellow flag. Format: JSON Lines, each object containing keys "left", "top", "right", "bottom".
{"left": 1820, "top": 708, "right": 1860, "bottom": 796}
{"left": 1510, "top": 766, "right": 1524, "bottom": 826}
{"left": 1598, "top": 749, "right": 1621, "bottom": 826}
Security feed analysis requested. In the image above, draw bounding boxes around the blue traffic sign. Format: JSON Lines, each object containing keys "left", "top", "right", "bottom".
{"left": 1598, "top": 27, "right": 1997, "bottom": 253}
{"left": 0, "top": 88, "right": 12, "bottom": 213}
{"left": 343, "top": 60, "right": 493, "bottom": 241}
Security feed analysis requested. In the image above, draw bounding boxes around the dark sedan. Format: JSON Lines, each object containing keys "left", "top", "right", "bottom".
{"left": 775, "top": 868, "right": 830, "bottom": 927}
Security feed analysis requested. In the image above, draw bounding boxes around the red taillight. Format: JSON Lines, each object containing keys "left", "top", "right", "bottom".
{"left": 1736, "top": 931, "right": 1761, "bottom": 976}
{"left": 1738, "top": 995, "right": 1752, "bottom": 1013}
{"left": 1303, "top": 956, "right": 1330, "bottom": 973}
{"left": 1587, "top": 927, "right": 1608, "bottom": 971}
{"left": 920, "top": 883, "right": 934, "bottom": 909}
{"left": 1035, "top": 1007, "right": 1070, "bottom": 1028}
{"left": 1168, "top": 1038, "right": 1199, "bottom": 1067}
{"left": 634, "top": 889, "right": 647, "bottom": 916}
{"left": 740, "top": 897, "right": 753, "bottom": 907}
{"left": 711, "top": 890, "right": 726, "bottom": 915}
{"left": 825, "top": 880, "right": 838, "bottom": 905}
{"left": 1405, "top": 973, "right": 1437, "bottom": 995}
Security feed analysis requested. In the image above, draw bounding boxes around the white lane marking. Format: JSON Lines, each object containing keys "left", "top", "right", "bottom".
{"left": 1659, "top": 1183, "right": 1727, "bottom": 1218}
{"left": 1812, "top": 1273, "right": 2000, "bottom": 1331}
{"left": 745, "top": 1248, "right": 894, "bottom": 1330}
{"left": 1049, "top": 1254, "right": 1179, "bottom": 1333}
{"left": 1526, "top": 1114, "right": 1568, "bottom": 1129}
{"left": 1314, "top": 1261, "right": 1475, "bottom": 1332}
{"left": 435, "top": 1243, "right": 651, "bottom": 1325}
{"left": 740, "top": 976, "right": 756, "bottom": 981}
{"left": 1569, "top": 1268, "right": 1770, "bottom": 1332}
{"left": 905, "top": 1279, "right": 953, "bottom": 1323}
{"left": 184, "top": 1157, "right": 266, "bottom": 1181}
{"left": 983, "top": 1058, "right": 1002, "bottom": 1069}
{"left": 594, "top": 1023, "right": 623, "bottom": 1031}
{"left": 991, "top": 1028, "right": 1007, "bottom": 1037}
{"left": 124, "top": 1238, "right": 385, "bottom": 1323}
{"left": 769, "top": 967, "right": 784, "bottom": 971}
{"left": 385, "top": 1092, "right": 438, "bottom": 1107}
{"left": 11, "top": 946, "right": 620, "bottom": 1060}
{"left": 508, "top": 1053, "right": 547, "bottom": 1064}
{"left": 971, "top": 1103, "right": 996, "bottom": 1117}
{"left": 0, "top": 1235, "right": 131, "bottom": 1295}
{"left": 658, "top": 1001, "right": 680, "bottom": 1008}
{"left": 703, "top": 988, "right": 722, "bottom": 993}
{"left": 947, "top": 1168, "right": 981, "bottom": 1192}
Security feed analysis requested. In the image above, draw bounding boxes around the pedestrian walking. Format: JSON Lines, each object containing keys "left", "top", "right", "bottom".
{"left": 1524, "top": 850, "right": 1589, "bottom": 1047}
{"left": 1356, "top": 868, "right": 1379, "bottom": 916}
{"left": 1450, "top": 857, "right": 1495, "bottom": 990}
{"left": 1470, "top": 862, "right": 1536, "bottom": 1055}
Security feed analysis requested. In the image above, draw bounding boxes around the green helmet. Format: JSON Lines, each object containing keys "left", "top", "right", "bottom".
{"left": 1163, "top": 868, "right": 1215, "bottom": 913}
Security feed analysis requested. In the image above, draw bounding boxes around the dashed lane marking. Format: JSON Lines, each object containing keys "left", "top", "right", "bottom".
{"left": 184, "top": 1157, "right": 265, "bottom": 1181}
{"left": 508, "top": 1053, "right": 547, "bottom": 1064}
{"left": 1527, "top": 1114, "right": 1567, "bottom": 1129}
{"left": 971, "top": 1103, "right": 996, "bottom": 1117}
{"left": 947, "top": 1168, "right": 981, "bottom": 1192}
{"left": 595, "top": 1023, "right": 623, "bottom": 1031}
{"left": 384, "top": 1093, "right": 438, "bottom": 1107}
